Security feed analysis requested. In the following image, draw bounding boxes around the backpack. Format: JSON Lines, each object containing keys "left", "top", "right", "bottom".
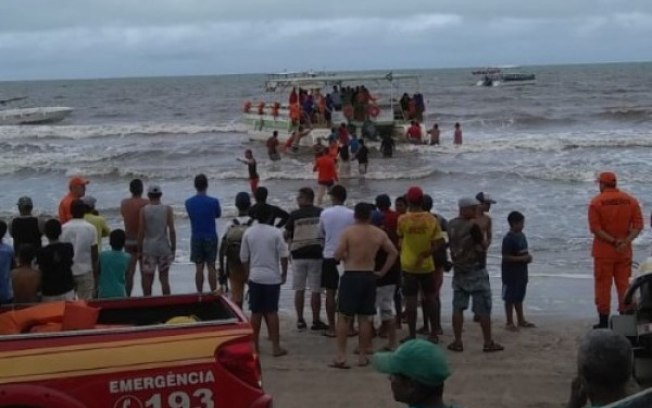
{"left": 224, "top": 217, "right": 255, "bottom": 264}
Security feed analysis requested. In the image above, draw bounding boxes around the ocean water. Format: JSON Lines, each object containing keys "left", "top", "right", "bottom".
{"left": 1, "top": 62, "right": 651, "bottom": 304}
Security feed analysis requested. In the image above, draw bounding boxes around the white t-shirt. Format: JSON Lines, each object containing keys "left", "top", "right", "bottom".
{"left": 240, "top": 223, "right": 289, "bottom": 285}
{"left": 61, "top": 218, "right": 98, "bottom": 276}
{"left": 319, "top": 205, "right": 354, "bottom": 259}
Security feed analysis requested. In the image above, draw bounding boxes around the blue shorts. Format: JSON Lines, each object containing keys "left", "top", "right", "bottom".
{"left": 190, "top": 237, "right": 218, "bottom": 264}
{"left": 502, "top": 280, "right": 528, "bottom": 303}
{"left": 248, "top": 281, "right": 281, "bottom": 314}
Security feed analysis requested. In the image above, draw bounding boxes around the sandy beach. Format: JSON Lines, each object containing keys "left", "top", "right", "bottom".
{"left": 261, "top": 313, "right": 589, "bottom": 408}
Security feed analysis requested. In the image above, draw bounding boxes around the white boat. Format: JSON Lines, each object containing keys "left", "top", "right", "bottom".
{"left": 0, "top": 106, "right": 73, "bottom": 125}
{"left": 473, "top": 67, "right": 536, "bottom": 87}
{"left": 241, "top": 72, "right": 427, "bottom": 146}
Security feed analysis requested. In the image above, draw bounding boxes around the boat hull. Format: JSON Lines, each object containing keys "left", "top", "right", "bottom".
{"left": 0, "top": 107, "right": 73, "bottom": 125}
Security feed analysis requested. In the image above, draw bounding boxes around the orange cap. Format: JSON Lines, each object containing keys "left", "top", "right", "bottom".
{"left": 69, "top": 176, "right": 89, "bottom": 188}
{"left": 597, "top": 172, "right": 617, "bottom": 185}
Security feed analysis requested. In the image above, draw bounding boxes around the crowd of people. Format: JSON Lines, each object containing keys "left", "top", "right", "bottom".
{"left": 0, "top": 168, "right": 646, "bottom": 406}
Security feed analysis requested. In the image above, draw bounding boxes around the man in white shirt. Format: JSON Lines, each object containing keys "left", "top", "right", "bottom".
{"left": 61, "top": 199, "right": 99, "bottom": 300}
{"left": 240, "top": 205, "right": 289, "bottom": 357}
{"left": 318, "top": 185, "right": 354, "bottom": 337}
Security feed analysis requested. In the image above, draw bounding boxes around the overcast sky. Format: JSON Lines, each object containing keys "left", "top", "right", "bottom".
{"left": 0, "top": 0, "right": 650, "bottom": 80}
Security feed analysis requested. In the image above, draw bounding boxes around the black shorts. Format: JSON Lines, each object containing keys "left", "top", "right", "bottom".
{"left": 318, "top": 180, "right": 335, "bottom": 187}
{"left": 502, "top": 280, "right": 528, "bottom": 303}
{"left": 339, "top": 148, "right": 349, "bottom": 161}
{"left": 402, "top": 272, "right": 435, "bottom": 297}
{"left": 321, "top": 258, "right": 340, "bottom": 290}
{"left": 248, "top": 281, "right": 281, "bottom": 314}
{"left": 337, "top": 271, "right": 376, "bottom": 317}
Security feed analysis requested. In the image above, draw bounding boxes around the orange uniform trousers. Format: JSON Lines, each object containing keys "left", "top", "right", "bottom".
{"left": 594, "top": 258, "right": 631, "bottom": 315}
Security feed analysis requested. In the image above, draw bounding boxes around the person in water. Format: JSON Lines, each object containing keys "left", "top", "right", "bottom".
{"left": 453, "top": 123, "right": 463, "bottom": 145}
{"left": 284, "top": 126, "right": 311, "bottom": 153}
{"left": 237, "top": 149, "right": 260, "bottom": 194}
{"left": 428, "top": 123, "right": 440, "bottom": 145}
{"left": 354, "top": 139, "right": 369, "bottom": 176}
{"left": 266, "top": 131, "right": 281, "bottom": 161}
{"left": 380, "top": 134, "right": 395, "bottom": 158}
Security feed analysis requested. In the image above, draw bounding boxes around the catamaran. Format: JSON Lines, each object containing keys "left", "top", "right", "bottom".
{"left": 241, "top": 72, "right": 426, "bottom": 146}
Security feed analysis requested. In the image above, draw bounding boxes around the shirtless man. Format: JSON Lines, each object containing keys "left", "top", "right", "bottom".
{"left": 266, "top": 131, "right": 281, "bottom": 161}
{"left": 331, "top": 203, "right": 398, "bottom": 369}
{"left": 475, "top": 192, "right": 496, "bottom": 250}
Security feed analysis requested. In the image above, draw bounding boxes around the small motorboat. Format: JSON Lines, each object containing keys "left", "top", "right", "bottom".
{"left": 0, "top": 106, "right": 73, "bottom": 125}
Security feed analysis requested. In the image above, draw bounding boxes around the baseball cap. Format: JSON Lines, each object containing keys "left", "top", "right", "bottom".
{"left": 475, "top": 192, "right": 496, "bottom": 204}
{"left": 373, "top": 339, "right": 450, "bottom": 387}
{"left": 69, "top": 176, "right": 89, "bottom": 188}
{"left": 81, "top": 195, "right": 97, "bottom": 208}
{"left": 405, "top": 186, "right": 424, "bottom": 204}
{"left": 17, "top": 196, "right": 33, "bottom": 208}
{"left": 597, "top": 171, "right": 617, "bottom": 185}
{"left": 148, "top": 184, "right": 162, "bottom": 195}
{"left": 458, "top": 197, "right": 481, "bottom": 208}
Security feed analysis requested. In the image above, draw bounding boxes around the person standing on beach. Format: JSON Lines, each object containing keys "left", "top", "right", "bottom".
{"left": 319, "top": 185, "right": 354, "bottom": 337}
{"left": 353, "top": 139, "right": 369, "bottom": 176}
{"left": 588, "top": 171, "right": 642, "bottom": 328}
{"left": 97, "top": 229, "right": 130, "bottom": 299}
{"left": 121, "top": 178, "right": 149, "bottom": 296}
{"left": 10, "top": 245, "right": 41, "bottom": 304}
{"left": 501, "top": 211, "right": 535, "bottom": 331}
{"left": 82, "top": 196, "right": 111, "bottom": 248}
{"left": 37, "top": 219, "right": 75, "bottom": 302}
{"left": 237, "top": 149, "right": 260, "bottom": 195}
{"left": 0, "top": 221, "right": 14, "bottom": 305}
{"left": 219, "top": 192, "right": 255, "bottom": 308}
{"left": 398, "top": 187, "right": 445, "bottom": 343}
{"left": 249, "top": 186, "right": 290, "bottom": 228}
{"left": 59, "top": 176, "right": 89, "bottom": 224}
{"left": 447, "top": 197, "right": 503, "bottom": 352}
{"left": 285, "top": 187, "right": 326, "bottom": 331}
{"left": 373, "top": 339, "right": 453, "bottom": 408}
{"left": 240, "top": 205, "right": 289, "bottom": 357}
{"left": 10, "top": 196, "right": 43, "bottom": 254}
{"left": 185, "top": 174, "right": 222, "bottom": 293}
{"left": 453, "top": 123, "right": 463, "bottom": 145}
{"left": 313, "top": 150, "right": 339, "bottom": 206}
{"left": 331, "top": 203, "right": 398, "bottom": 368}
{"left": 61, "top": 199, "right": 98, "bottom": 300}
{"left": 138, "top": 185, "right": 176, "bottom": 296}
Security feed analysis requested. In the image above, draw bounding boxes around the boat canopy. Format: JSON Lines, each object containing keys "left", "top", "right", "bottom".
{"left": 264, "top": 72, "right": 419, "bottom": 92}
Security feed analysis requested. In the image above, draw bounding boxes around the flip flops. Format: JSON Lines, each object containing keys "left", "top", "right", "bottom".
{"left": 447, "top": 341, "right": 464, "bottom": 352}
{"left": 329, "top": 361, "right": 351, "bottom": 370}
{"left": 483, "top": 342, "right": 505, "bottom": 353}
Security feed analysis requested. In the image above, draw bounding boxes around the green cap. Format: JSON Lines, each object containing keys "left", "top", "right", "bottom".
{"left": 372, "top": 339, "right": 450, "bottom": 387}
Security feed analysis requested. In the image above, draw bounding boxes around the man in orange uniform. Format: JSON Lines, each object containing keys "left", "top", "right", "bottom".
{"left": 58, "top": 176, "right": 89, "bottom": 224}
{"left": 588, "top": 171, "right": 643, "bottom": 328}
{"left": 313, "top": 150, "right": 338, "bottom": 206}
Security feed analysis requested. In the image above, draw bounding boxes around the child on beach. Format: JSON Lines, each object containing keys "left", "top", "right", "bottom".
{"left": 501, "top": 211, "right": 535, "bottom": 331}
{"left": 11, "top": 245, "right": 41, "bottom": 303}
{"left": 237, "top": 149, "right": 260, "bottom": 194}
{"left": 98, "top": 229, "right": 130, "bottom": 298}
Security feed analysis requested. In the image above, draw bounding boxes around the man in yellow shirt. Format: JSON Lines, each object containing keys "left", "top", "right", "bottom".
{"left": 397, "top": 186, "right": 445, "bottom": 343}
{"left": 82, "top": 196, "right": 110, "bottom": 249}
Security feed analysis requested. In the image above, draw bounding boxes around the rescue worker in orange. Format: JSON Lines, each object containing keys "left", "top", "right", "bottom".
{"left": 588, "top": 171, "right": 643, "bottom": 328}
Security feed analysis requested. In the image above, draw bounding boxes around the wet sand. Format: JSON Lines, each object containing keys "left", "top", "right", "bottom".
{"left": 261, "top": 313, "right": 588, "bottom": 408}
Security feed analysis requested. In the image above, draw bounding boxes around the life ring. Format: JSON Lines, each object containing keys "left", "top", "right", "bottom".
{"left": 257, "top": 102, "right": 265, "bottom": 115}
{"left": 343, "top": 105, "right": 354, "bottom": 120}
{"left": 271, "top": 102, "right": 280, "bottom": 118}
{"left": 368, "top": 105, "right": 380, "bottom": 118}
{"left": 243, "top": 101, "right": 252, "bottom": 113}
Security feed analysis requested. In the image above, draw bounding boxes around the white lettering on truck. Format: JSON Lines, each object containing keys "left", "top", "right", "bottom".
{"left": 109, "top": 371, "right": 215, "bottom": 394}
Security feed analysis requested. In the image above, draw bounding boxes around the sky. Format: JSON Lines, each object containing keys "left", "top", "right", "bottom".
{"left": 0, "top": 0, "right": 651, "bottom": 80}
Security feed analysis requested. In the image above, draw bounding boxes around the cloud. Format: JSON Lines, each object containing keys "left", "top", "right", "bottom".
{"left": 0, "top": 1, "right": 650, "bottom": 80}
